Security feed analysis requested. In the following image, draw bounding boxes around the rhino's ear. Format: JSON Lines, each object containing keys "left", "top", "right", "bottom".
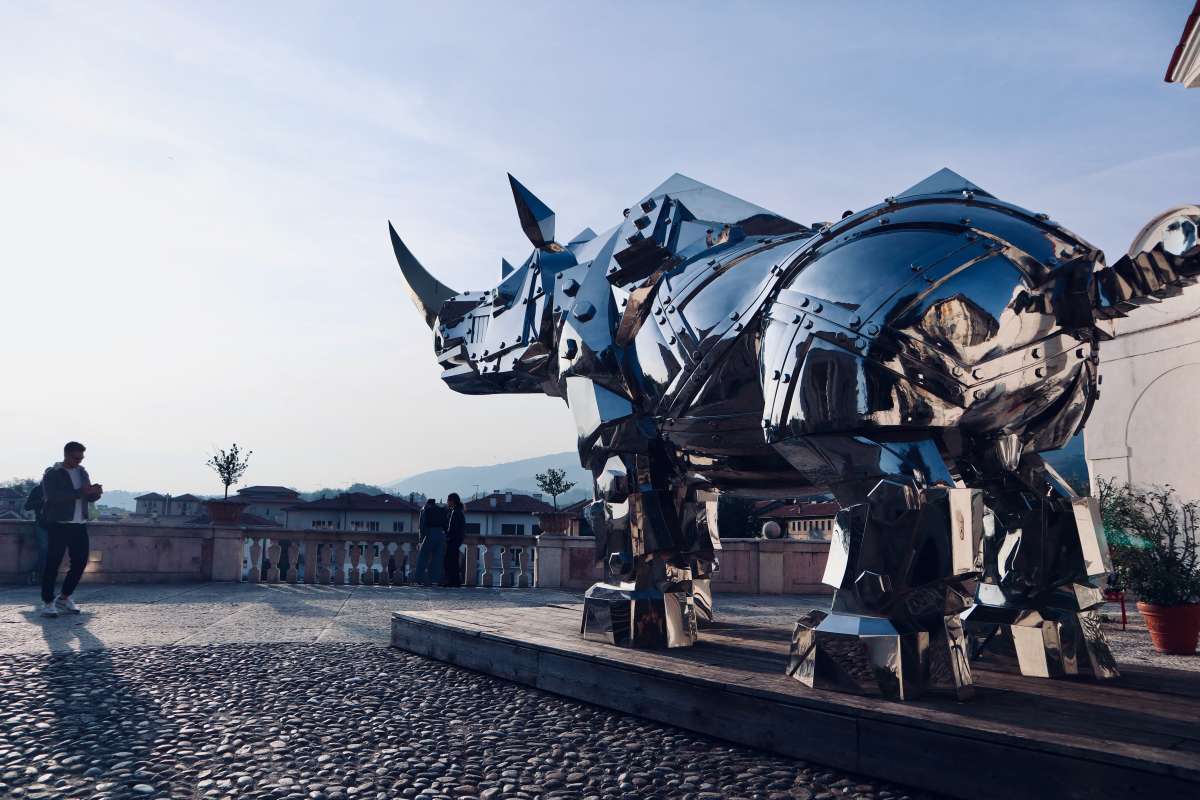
{"left": 507, "top": 173, "right": 555, "bottom": 248}
{"left": 388, "top": 222, "right": 458, "bottom": 329}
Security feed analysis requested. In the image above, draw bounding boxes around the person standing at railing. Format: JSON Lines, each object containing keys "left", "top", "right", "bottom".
{"left": 413, "top": 498, "right": 448, "bottom": 586}
{"left": 441, "top": 493, "right": 466, "bottom": 587}
{"left": 38, "top": 441, "right": 102, "bottom": 617}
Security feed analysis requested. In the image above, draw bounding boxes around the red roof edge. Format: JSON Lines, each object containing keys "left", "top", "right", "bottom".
{"left": 1165, "top": 0, "right": 1200, "bottom": 83}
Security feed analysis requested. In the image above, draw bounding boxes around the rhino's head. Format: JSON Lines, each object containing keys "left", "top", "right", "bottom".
{"left": 389, "top": 175, "right": 577, "bottom": 396}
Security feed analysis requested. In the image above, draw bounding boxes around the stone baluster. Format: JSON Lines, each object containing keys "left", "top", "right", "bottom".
{"left": 266, "top": 540, "right": 281, "bottom": 583}
{"left": 305, "top": 541, "right": 319, "bottom": 585}
{"left": 399, "top": 542, "right": 413, "bottom": 584}
{"left": 463, "top": 541, "right": 479, "bottom": 587}
{"left": 286, "top": 541, "right": 300, "bottom": 584}
{"left": 504, "top": 545, "right": 519, "bottom": 588}
{"left": 363, "top": 542, "right": 373, "bottom": 585}
{"left": 519, "top": 543, "right": 536, "bottom": 588}
{"left": 332, "top": 540, "right": 346, "bottom": 586}
{"left": 383, "top": 542, "right": 398, "bottom": 586}
{"left": 348, "top": 543, "right": 361, "bottom": 586}
{"left": 248, "top": 538, "right": 262, "bottom": 583}
{"left": 316, "top": 540, "right": 331, "bottom": 585}
{"left": 489, "top": 543, "right": 505, "bottom": 587}
{"left": 369, "top": 542, "right": 382, "bottom": 585}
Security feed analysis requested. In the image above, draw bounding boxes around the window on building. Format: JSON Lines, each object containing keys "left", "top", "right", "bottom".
{"left": 501, "top": 523, "right": 526, "bottom": 536}
{"left": 366, "top": 521, "right": 379, "bottom": 532}
{"left": 466, "top": 522, "right": 481, "bottom": 535}
{"left": 392, "top": 521, "right": 405, "bottom": 533}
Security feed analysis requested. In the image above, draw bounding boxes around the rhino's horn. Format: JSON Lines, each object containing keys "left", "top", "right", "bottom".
{"left": 507, "top": 173, "right": 555, "bottom": 248}
{"left": 388, "top": 222, "right": 458, "bottom": 329}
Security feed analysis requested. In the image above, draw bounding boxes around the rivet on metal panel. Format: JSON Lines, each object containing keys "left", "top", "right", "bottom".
{"left": 804, "top": 320, "right": 814, "bottom": 329}
{"left": 1035, "top": 368, "right": 1045, "bottom": 378}
{"left": 866, "top": 324, "right": 879, "bottom": 335}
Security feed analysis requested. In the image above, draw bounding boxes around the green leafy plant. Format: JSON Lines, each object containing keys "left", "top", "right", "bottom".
{"left": 206, "top": 444, "right": 253, "bottom": 499}
{"left": 534, "top": 467, "right": 576, "bottom": 510}
{"left": 1099, "top": 479, "right": 1200, "bottom": 606}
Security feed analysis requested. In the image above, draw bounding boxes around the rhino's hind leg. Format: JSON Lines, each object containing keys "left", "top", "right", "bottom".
{"left": 780, "top": 437, "right": 981, "bottom": 701}
{"left": 962, "top": 454, "right": 1119, "bottom": 681}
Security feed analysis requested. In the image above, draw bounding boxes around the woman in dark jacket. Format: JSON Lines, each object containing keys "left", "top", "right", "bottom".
{"left": 442, "top": 493, "right": 466, "bottom": 587}
{"left": 414, "top": 498, "right": 448, "bottom": 586}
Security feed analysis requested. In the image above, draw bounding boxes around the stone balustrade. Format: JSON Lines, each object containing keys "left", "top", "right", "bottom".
{"left": 239, "top": 530, "right": 537, "bottom": 588}
{"left": 0, "top": 519, "right": 827, "bottom": 594}
{"left": 535, "top": 534, "right": 833, "bottom": 595}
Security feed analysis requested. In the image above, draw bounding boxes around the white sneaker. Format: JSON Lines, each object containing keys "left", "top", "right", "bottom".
{"left": 55, "top": 596, "right": 81, "bottom": 614}
{"left": 40, "top": 602, "right": 59, "bottom": 618}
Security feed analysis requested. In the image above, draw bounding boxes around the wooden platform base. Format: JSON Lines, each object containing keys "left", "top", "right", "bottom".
{"left": 391, "top": 603, "right": 1200, "bottom": 800}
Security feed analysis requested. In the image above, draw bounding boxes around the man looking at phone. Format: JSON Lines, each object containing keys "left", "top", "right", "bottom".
{"left": 39, "top": 441, "right": 102, "bottom": 617}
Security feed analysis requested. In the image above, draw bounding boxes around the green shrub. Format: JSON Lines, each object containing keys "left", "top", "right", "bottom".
{"left": 1099, "top": 479, "right": 1200, "bottom": 606}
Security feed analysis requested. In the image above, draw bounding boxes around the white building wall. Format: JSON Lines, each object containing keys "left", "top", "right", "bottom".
{"left": 464, "top": 511, "right": 539, "bottom": 536}
{"left": 1085, "top": 294, "right": 1200, "bottom": 502}
{"left": 241, "top": 501, "right": 296, "bottom": 525}
{"left": 284, "top": 508, "right": 419, "bottom": 532}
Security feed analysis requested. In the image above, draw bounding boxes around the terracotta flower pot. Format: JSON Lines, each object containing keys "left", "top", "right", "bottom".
{"left": 1137, "top": 601, "right": 1200, "bottom": 655}
{"left": 206, "top": 500, "right": 248, "bottom": 526}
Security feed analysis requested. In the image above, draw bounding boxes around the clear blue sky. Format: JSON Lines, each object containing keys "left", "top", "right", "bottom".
{"left": 1, "top": 1, "right": 1197, "bottom": 492}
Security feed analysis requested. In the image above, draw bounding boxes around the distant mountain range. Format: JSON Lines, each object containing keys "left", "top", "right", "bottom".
{"left": 385, "top": 451, "right": 592, "bottom": 504}
{"left": 68, "top": 437, "right": 1090, "bottom": 515}
{"left": 93, "top": 489, "right": 142, "bottom": 511}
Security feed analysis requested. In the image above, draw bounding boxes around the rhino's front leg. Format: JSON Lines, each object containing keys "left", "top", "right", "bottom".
{"left": 581, "top": 455, "right": 717, "bottom": 649}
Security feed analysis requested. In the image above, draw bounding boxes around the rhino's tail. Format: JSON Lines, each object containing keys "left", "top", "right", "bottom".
{"left": 1094, "top": 205, "right": 1200, "bottom": 321}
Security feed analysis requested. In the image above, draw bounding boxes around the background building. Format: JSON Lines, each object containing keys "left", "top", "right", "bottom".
{"left": 756, "top": 501, "right": 839, "bottom": 541}
{"left": 0, "top": 487, "right": 29, "bottom": 520}
{"left": 233, "top": 485, "right": 301, "bottom": 526}
{"left": 1086, "top": 20, "right": 1200, "bottom": 500}
{"left": 464, "top": 491, "right": 554, "bottom": 536}
{"left": 1166, "top": 1, "right": 1199, "bottom": 87}
{"left": 283, "top": 492, "right": 421, "bottom": 532}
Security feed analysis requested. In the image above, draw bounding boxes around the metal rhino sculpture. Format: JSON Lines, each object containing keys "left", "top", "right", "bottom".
{"left": 390, "top": 169, "right": 1200, "bottom": 700}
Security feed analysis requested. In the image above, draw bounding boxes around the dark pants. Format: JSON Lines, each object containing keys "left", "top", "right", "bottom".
{"left": 41, "top": 523, "right": 89, "bottom": 603}
{"left": 442, "top": 537, "right": 463, "bottom": 586}
{"left": 29, "top": 523, "right": 49, "bottom": 585}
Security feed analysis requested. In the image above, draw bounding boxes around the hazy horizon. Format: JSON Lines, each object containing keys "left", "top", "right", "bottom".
{"left": 3, "top": 1, "right": 1197, "bottom": 493}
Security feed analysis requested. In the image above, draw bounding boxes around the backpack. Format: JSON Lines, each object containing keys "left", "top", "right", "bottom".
{"left": 23, "top": 484, "right": 44, "bottom": 517}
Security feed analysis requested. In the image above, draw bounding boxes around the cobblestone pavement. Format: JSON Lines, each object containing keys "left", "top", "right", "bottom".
{"left": 0, "top": 584, "right": 831, "bottom": 656}
{"left": 0, "top": 642, "right": 940, "bottom": 800}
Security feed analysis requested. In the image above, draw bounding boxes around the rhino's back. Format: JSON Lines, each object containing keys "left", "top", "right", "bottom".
{"left": 761, "top": 192, "right": 1101, "bottom": 452}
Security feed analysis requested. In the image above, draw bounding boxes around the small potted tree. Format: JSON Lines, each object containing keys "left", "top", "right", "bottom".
{"left": 205, "top": 444, "right": 253, "bottom": 526}
{"left": 1104, "top": 481, "right": 1200, "bottom": 655}
{"left": 534, "top": 467, "right": 577, "bottom": 534}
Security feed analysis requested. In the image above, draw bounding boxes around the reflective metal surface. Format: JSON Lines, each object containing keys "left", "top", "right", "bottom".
{"left": 390, "top": 168, "right": 1199, "bottom": 700}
